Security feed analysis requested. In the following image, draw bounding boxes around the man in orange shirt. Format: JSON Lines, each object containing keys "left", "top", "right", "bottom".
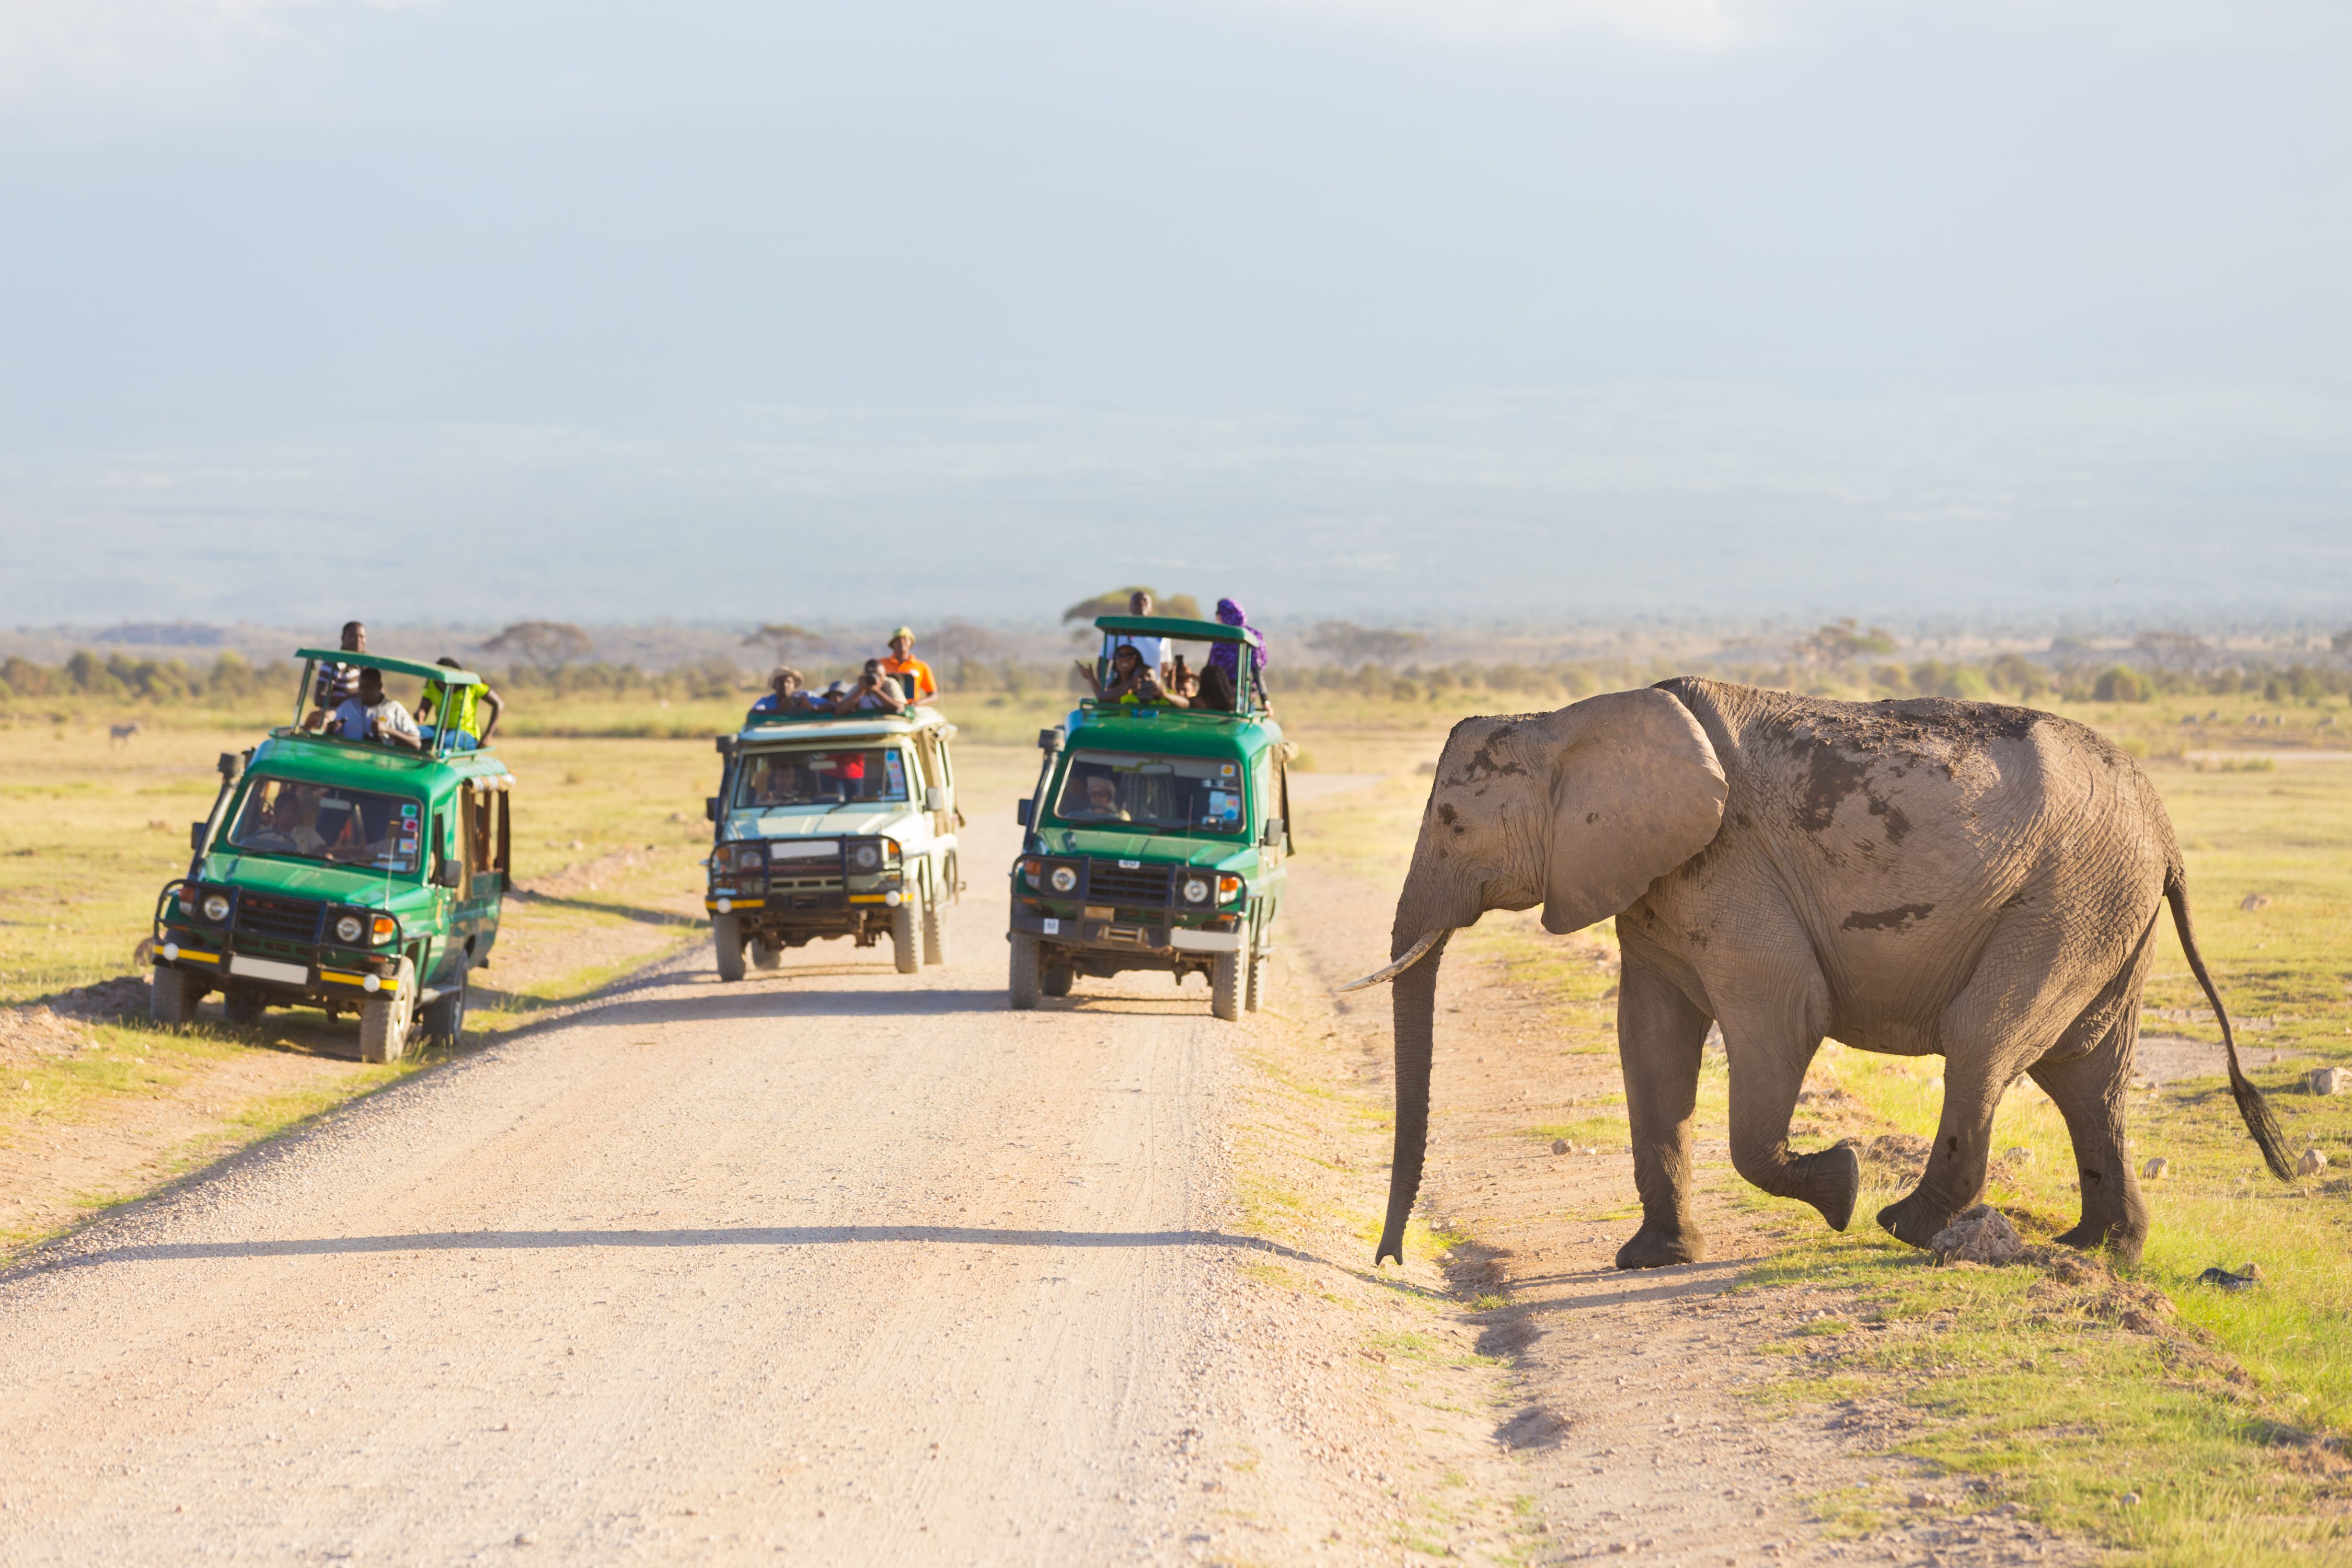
{"left": 879, "top": 627, "right": 939, "bottom": 706}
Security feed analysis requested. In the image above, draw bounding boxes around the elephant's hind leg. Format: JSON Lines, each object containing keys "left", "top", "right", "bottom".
{"left": 2028, "top": 924, "right": 2158, "bottom": 1266}
{"left": 1614, "top": 958, "right": 1712, "bottom": 1270}
{"left": 1882, "top": 898, "right": 2158, "bottom": 1252}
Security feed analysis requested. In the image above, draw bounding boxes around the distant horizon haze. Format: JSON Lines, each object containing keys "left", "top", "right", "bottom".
{"left": 2, "top": 1, "right": 2346, "bottom": 624}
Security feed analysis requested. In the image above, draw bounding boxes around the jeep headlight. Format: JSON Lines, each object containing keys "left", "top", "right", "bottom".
{"left": 1181, "top": 877, "right": 1210, "bottom": 905}
{"left": 850, "top": 843, "right": 881, "bottom": 871}
{"left": 1049, "top": 865, "right": 1078, "bottom": 894}
{"left": 334, "top": 913, "right": 364, "bottom": 944}
{"left": 200, "top": 892, "right": 232, "bottom": 924}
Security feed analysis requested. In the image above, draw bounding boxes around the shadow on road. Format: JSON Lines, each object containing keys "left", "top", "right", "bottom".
{"left": 50, "top": 1226, "right": 1331, "bottom": 1269}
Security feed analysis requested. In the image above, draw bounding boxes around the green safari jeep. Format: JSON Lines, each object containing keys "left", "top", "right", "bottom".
{"left": 147, "top": 649, "right": 513, "bottom": 1062}
{"left": 1006, "top": 614, "right": 1290, "bottom": 1020}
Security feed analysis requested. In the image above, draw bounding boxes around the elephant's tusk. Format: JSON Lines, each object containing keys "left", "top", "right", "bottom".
{"left": 1336, "top": 929, "right": 1448, "bottom": 992}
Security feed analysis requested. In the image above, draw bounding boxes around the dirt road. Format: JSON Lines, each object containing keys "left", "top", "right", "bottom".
{"left": 0, "top": 808, "right": 1288, "bottom": 1561}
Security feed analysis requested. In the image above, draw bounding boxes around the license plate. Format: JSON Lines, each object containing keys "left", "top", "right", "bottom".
{"left": 1117, "top": 859, "right": 1141, "bottom": 869}
{"left": 229, "top": 954, "right": 310, "bottom": 986}
{"left": 1042, "top": 918, "right": 1060, "bottom": 935}
{"left": 768, "top": 841, "right": 837, "bottom": 860}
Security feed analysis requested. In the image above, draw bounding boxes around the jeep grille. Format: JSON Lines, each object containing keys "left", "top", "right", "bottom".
{"left": 1085, "top": 861, "right": 1172, "bottom": 905}
{"left": 235, "top": 893, "right": 322, "bottom": 943}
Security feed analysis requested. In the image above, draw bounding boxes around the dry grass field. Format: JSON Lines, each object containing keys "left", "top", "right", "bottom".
{"left": 3, "top": 682, "right": 2347, "bottom": 1564}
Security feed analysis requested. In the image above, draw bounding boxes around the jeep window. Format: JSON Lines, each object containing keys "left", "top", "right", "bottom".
{"left": 225, "top": 777, "right": 425, "bottom": 873}
{"left": 1049, "top": 751, "right": 1248, "bottom": 835}
{"left": 734, "top": 747, "right": 910, "bottom": 809}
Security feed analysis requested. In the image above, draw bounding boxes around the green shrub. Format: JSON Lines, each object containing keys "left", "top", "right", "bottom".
{"left": 2093, "top": 665, "right": 2152, "bottom": 702}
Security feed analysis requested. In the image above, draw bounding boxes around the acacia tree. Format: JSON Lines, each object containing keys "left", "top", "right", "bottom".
{"left": 1307, "top": 621, "right": 1426, "bottom": 668}
{"left": 480, "top": 621, "right": 594, "bottom": 677}
{"left": 1792, "top": 618, "right": 1897, "bottom": 667}
{"left": 1060, "top": 586, "right": 1202, "bottom": 624}
{"left": 742, "top": 622, "right": 820, "bottom": 667}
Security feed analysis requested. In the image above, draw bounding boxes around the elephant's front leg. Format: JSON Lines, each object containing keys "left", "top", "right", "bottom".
{"left": 1722, "top": 1006, "right": 1859, "bottom": 1231}
{"left": 1615, "top": 959, "right": 1711, "bottom": 1270}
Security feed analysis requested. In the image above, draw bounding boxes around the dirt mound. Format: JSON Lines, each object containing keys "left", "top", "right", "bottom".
{"left": 1930, "top": 1205, "right": 2026, "bottom": 1265}
{"left": 2, "top": 978, "right": 147, "bottom": 1068}
{"left": 1860, "top": 1133, "right": 1931, "bottom": 1180}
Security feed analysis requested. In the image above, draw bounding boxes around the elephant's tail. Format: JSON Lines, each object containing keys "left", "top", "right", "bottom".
{"left": 2165, "top": 866, "right": 2293, "bottom": 1181}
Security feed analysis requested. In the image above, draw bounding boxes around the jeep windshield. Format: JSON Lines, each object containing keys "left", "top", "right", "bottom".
{"left": 223, "top": 777, "right": 425, "bottom": 873}
{"left": 1050, "top": 751, "right": 1247, "bottom": 835}
{"left": 735, "top": 747, "right": 910, "bottom": 809}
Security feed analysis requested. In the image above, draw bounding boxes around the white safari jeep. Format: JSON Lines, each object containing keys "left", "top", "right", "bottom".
{"left": 702, "top": 706, "right": 961, "bottom": 978}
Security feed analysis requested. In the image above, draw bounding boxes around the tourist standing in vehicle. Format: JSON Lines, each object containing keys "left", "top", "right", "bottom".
{"left": 1203, "top": 598, "right": 1267, "bottom": 711}
{"left": 1120, "top": 591, "right": 1172, "bottom": 683}
{"left": 418, "top": 656, "right": 503, "bottom": 751}
{"left": 1098, "top": 643, "right": 1186, "bottom": 708}
{"left": 835, "top": 660, "right": 910, "bottom": 714}
{"left": 314, "top": 621, "right": 366, "bottom": 709}
{"left": 879, "top": 628, "right": 939, "bottom": 706}
{"left": 307, "top": 667, "right": 422, "bottom": 749}
{"left": 748, "top": 666, "right": 824, "bottom": 718}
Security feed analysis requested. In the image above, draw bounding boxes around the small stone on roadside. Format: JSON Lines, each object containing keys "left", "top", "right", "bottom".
{"left": 2309, "top": 1067, "right": 2345, "bottom": 1096}
{"left": 2297, "top": 1147, "right": 2329, "bottom": 1178}
{"left": 2120, "top": 1492, "right": 2142, "bottom": 1507}
{"left": 2142, "top": 1157, "right": 2169, "bottom": 1180}
{"left": 1553, "top": 1139, "right": 1571, "bottom": 1155}
{"left": 1907, "top": 1493, "right": 1932, "bottom": 1508}
{"left": 2197, "top": 1266, "right": 2258, "bottom": 1291}
{"left": 514, "top": 1531, "right": 538, "bottom": 1546}
{"left": 2002, "top": 1146, "right": 2033, "bottom": 1166}
{"left": 2241, "top": 893, "right": 2271, "bottom": 912}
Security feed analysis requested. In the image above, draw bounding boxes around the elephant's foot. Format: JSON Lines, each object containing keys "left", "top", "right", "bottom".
{"left": 1615, "top": 1222, "right": 1707, "bottom": 1271}
{"left": 1799, "top": 1145, "right": 1861, "bottom": 1232}
{"left": 2053, "top": 1218, "right": 2146, "bottom": 1271}
{"left": 1876, "top": 1189, "right": 1956, "bottom": 1251}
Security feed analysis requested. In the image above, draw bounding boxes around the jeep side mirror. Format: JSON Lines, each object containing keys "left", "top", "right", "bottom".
{"left": 714, "top": 735, "right": 737, "bottom": 756}
{"left": 925, "top": 786, "right": 950, "bottom": 814}
{"left": 1261, "top": 816, "right": 1285, "bottom": 847}
{"left": 432, "top": 859, "right": 463, "bottom": 889}
{"left": 705, "top": 797, "right": 719, "bottom": 822}
{"left": 1037, "top": 726, "right": 1065, "bottom": 753}
{"left": 190, "top": 822, "right": 207, "bottom": 852}
{"left": 1016, "top": 799, "right": 1034, "bottom": 827}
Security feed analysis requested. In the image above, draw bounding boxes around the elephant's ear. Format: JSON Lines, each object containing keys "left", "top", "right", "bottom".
{"left": 1540, "top": 689, "right": 1727, "bottom": 936}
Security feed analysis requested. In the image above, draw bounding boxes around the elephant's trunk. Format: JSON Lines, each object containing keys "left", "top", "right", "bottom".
{"left": 1376, "top": 928, "right": 1451, "bottom": 1265}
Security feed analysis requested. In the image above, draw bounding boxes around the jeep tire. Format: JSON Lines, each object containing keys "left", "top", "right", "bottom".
{"left": 1211, "top": 949, "right": 1243, "bottom": 1022}
{"left": 149, "top": 966, "right": 199, "bottom": 1027}
{"left": 1042, "top": 960, "right": 1074, "bottom": 998}
{"left": 713, "top": 913, "right": 747, "bottom": 983}
{"left": 750, "top": 935, "right": 782, "bottom": 971}
{"left": 921, "top": 882, "right": 948, "bottom": 967}
{"left": 1008, "top": 931, "right": 1043, "bottom": 1009}
{"left": 359, "top": 964, "right": 414, "bottom": 1065}
{"left": 420, "top": 965, "right": 469, "bottom": 1046}
{"left": 891, "top": 900, "right": 922, "bottom": 975}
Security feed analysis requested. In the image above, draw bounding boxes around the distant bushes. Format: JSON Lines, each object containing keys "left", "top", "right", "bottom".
{"left": 0, "top": 650, "right": 288, "bottom": 709}
{"left": 2093, "top": 665, "right": 2153, "bottom": 702}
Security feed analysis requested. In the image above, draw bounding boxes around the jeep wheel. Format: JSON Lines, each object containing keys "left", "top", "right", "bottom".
{"left": 1009, "top": 932, "right": 1043, "bottom": 1009}
{"left": 359, "top": 965, "right": 414, "bottom": 1065}
{"left": 420, "top": 966, "right": 469, "bottom": 1046}
{"left": 713, "top": 914, "right": 747, "bottom": 983}
{"left": 149, "top": 966, "right": 198, "bottom": 1028}
{"left": 223, "top": 993, "right": 264, "bottom": 1027}
{"left": 1210, "top": 950, "right": 1243, "bottom": 1022}
{"left": 891, "top": 900, "right": 923, "bottom": 975}
{"left": 750, "top": 935, "right": 782, "bottom": 971}
{"left": 1246, "top": 946, "right": 1270, "bottom": 1012}
{"left": 1042, "top": 961, "right": 1074, "bottom": 998}
{"left": 921, "top": 885, "right": 949, "bottom": 967}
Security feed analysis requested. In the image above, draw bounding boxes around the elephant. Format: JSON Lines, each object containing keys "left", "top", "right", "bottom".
{"left": 1347, "top": 678, "right": 2290, "bottom": 1272}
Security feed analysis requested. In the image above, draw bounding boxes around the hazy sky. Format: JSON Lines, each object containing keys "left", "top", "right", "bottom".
{"left": 3, "top": 0, "right": 2348, "bottom": 626}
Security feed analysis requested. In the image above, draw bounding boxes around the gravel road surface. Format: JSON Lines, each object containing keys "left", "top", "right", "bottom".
{"left": 0, "top": 815, "right": 1282, "bottom": 1563}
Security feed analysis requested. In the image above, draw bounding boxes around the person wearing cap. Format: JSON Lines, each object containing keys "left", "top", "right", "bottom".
{"left": 878, "top": 627, "right": 939, "bottom": 706}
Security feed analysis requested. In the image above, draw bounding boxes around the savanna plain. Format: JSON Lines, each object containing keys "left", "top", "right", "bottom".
{"left": 0, "top": 676, "right": 2347, "bottom": 1566}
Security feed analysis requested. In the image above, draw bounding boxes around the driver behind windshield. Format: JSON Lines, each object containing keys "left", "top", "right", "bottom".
{"left": 237, "top": 783, "right": 329, "bottom": 856}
